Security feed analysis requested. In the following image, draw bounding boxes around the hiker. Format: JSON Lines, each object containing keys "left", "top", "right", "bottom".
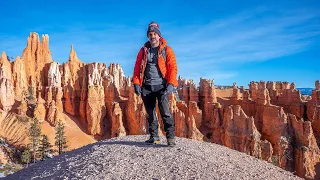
{"left": 132, "top": 21, "right": 178, "bottom": 147}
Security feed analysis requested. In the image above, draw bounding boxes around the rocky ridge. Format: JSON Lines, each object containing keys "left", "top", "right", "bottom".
{"left": 0, "top": 33, "right": 319, "bottom": 179}
{"left": 4, "top": 135, "right": 302, "bottom": 180}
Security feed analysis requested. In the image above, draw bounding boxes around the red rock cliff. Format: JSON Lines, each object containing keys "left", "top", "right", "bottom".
{"left": 0, "top": 33, "right": 319, "bottom": 179}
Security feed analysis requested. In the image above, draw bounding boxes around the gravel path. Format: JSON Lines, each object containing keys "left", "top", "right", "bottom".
{"left": 4, "top": 135, "right": 302, "bottom": 180}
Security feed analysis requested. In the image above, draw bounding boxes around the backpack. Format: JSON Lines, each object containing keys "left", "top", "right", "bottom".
{"left": 142, "top": 46, "right": 167, "bottom": 63}
{"left": 139, "top": 46, "right": 167, "bottom": 80}
{"left": 160, "top": 46, "right": 167, "bottom": 62}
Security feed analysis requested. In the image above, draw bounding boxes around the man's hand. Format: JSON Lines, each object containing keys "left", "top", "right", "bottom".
{"left": 164, "top": 84, "right": 174, "bottom": 95}
{"left": 134, "top": 84, "right": 141, "bottom": 96}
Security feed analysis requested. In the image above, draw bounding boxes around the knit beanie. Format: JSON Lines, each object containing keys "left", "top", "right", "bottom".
{"left": 147, "top": 21, "right": 161, "bottom": 37}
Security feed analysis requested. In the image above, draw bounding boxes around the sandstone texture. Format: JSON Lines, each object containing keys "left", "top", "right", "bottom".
{"left": 0, "top": 33, "right": 319, "bottom": 179}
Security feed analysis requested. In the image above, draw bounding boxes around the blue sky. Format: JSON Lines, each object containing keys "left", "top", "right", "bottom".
{"left": 1, "top": 0, "right": 319, "bottom": 88}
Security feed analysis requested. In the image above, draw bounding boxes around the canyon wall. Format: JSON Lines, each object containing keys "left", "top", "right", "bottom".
{"left": 1, "top": 33, "right": 319, "bottom": 179}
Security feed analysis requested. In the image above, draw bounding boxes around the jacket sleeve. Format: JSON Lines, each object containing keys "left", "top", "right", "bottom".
{"left": 132, "top": 48, "right": 144, "bottom": 85}
{"left": 165, "top": 46, "right": 178, "bottom": 87}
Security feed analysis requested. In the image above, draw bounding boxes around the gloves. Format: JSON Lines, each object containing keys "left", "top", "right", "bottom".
{"left": 165, "top": 84, "right": 174, "bottom": 95}
{"left": 134, "top": 84, "right": 141, "bottom": 96}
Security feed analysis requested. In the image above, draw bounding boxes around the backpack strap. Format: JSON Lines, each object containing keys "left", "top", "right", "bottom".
{"left": 139, "top": 47, "right": 145, "bottom": 79}
{"left": 142, "top": 46, "right": 166, "bottom": 62}
{"left": 161, "top": 46, "right": 167, "bottom": 63}
{"left": 141, "top": 47, "right": 145, "bottom": 59}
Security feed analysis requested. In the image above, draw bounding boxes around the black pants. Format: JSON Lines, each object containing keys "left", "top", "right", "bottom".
{"left": 142, "top": 84, "right": 175, "bottom": 139}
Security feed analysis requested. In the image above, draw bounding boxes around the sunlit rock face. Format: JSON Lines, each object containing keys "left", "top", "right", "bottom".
{"left": 0, "top": 33, "right": 319, "bottom": 179}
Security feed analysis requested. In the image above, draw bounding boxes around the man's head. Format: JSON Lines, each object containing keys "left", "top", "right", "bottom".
{"left": 147, "top": 21, "right": 161, "bottom": 47}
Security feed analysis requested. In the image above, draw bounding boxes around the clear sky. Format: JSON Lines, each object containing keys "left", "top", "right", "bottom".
{"left": 1, "top": 0, "right": 319, "bottom": 88}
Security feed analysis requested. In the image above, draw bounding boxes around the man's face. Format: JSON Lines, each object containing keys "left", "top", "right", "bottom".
{"left": 148, "top": 32, "right": 160, "bottom": 46}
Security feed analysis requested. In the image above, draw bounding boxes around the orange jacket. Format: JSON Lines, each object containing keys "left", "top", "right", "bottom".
{"left": 132, "top": 38, "right": 178, "bottom": 87}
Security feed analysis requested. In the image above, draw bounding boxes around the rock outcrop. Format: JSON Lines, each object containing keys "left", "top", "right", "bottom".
{"left": 5, "top": 136, "right": 303, "bottom": 180}
{"left": 21, "top": 33, "right": 52, "bottom": 87}
{"left": 11, "top": 56, "right": 28, "bottom": 101}
{"left": 0, "top": 66, "right": 15, "bottom": 112}
{"left": 62, "top": 45, "right": 85, "bottom": 116}
{"left": 0, "top": 51, "right": 12, "bottom": 80}
{"left": 0, "top": 110, "right": 29, "bottom": 146}
{"left": 307, "top": 80, "right": 320, "bottom": 148}
{"left": 290, "top": 114, "right": 320, "bottom": 179}
{"left": 175, "top": 101, "right": 203, "bottom": 141}
{"left": 103, "top": 63, "right": 128, "bottom": 137}
{"left": 0, "top": 33, "right": 319, "bottom": 179}
{"left": 222, "top": 105, "right": 263, "bottom": 159}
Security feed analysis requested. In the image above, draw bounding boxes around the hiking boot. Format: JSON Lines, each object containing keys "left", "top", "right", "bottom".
{"left": 145, "top": 137, "right": 160, "bottom": 144}
{"left": 167, "top": 137, "right": 176, "bottom": 147}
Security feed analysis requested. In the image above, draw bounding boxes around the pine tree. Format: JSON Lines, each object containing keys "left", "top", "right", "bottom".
{"left": 38, "top": 134, "right": 53, "bottom": 160}
{"left": 21, "top": 148, "right": 31, "bottom": 167}
{"left": 28, "top": 117, "right": 41, "bottom": 163}
{"left": 55, "top": 120, "right": 68, "bottom": 155}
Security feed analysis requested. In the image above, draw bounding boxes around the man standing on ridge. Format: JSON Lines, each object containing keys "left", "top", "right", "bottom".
{"left": 132, "top": 21, "right": 178, "bottom": 147}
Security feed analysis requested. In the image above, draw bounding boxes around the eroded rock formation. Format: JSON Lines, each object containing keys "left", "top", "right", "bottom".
{"left": 0, "top": 33, "right": 319, "bottom": 179}
{"left": 0, "top": 66, "right": 15, "bottom": 112}
{"left": 21, "top": 33, "right": 52, "bottom": 86}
